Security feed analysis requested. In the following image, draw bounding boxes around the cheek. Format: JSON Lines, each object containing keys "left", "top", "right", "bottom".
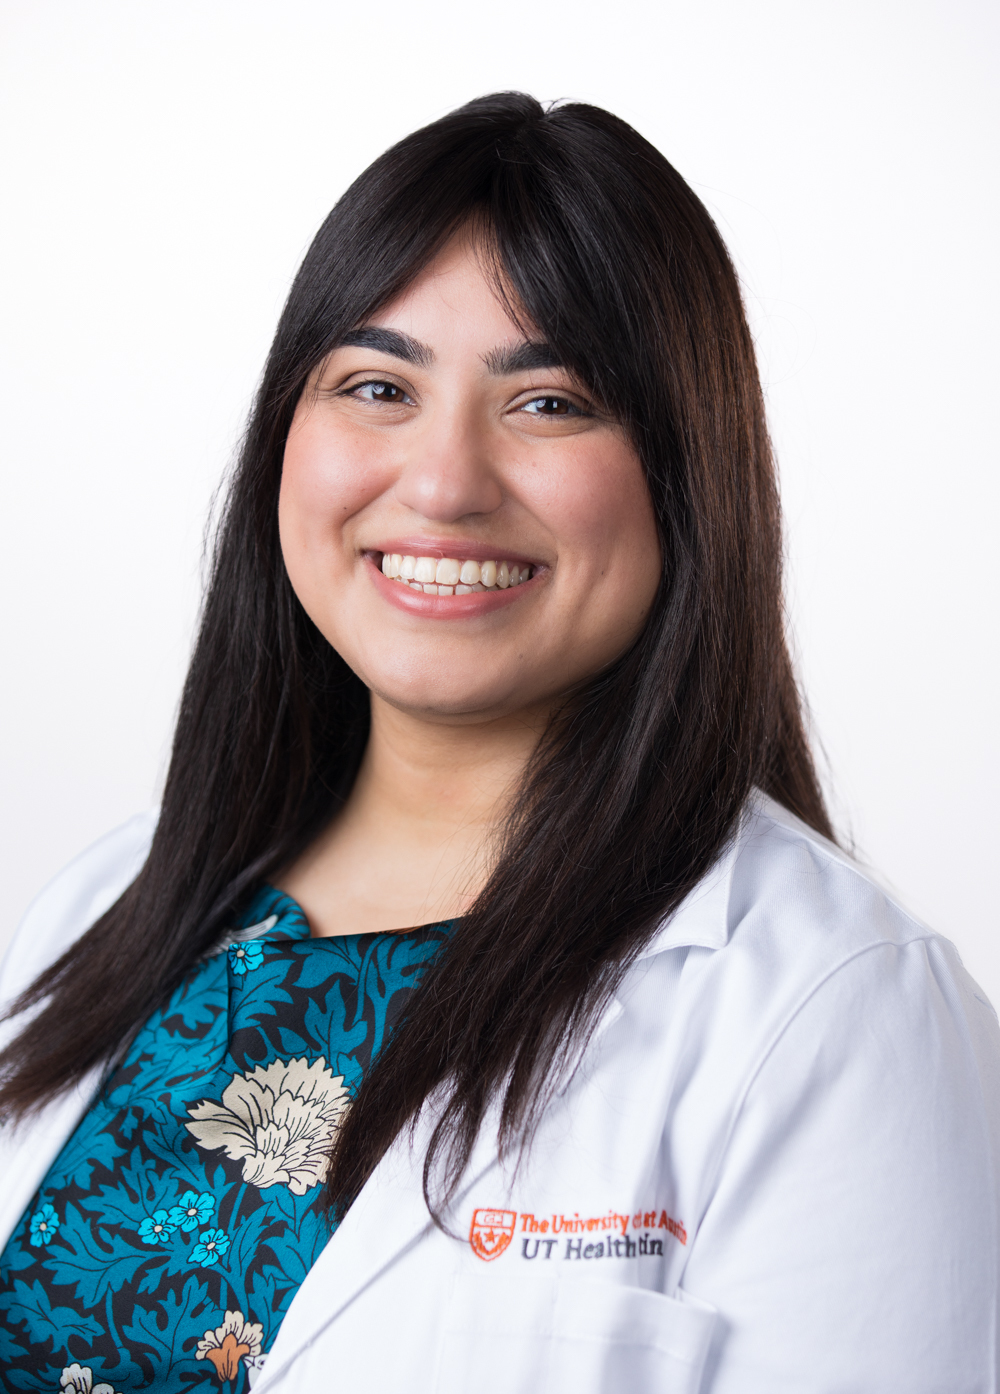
{"left": 278, "top": 410, "right": 389, "bottom": 586}
{"left": 281, "top": 413, "right": 368, "bottom": 526}
{"left": 530, "top": 439, "right": 660, "bottom": 593}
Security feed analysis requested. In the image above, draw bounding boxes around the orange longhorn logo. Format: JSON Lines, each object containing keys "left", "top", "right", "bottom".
{"left": 469, "top": 1208, "right": 517, "bottom": 1261}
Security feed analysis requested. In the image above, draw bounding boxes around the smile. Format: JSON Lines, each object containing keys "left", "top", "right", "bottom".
{"left": 380, "top": 553, "right": 534, "bottom": 596}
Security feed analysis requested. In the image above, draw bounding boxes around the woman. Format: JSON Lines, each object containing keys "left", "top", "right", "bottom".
{"left": 0, "top": 93, "right": 996, "bottom": 1393}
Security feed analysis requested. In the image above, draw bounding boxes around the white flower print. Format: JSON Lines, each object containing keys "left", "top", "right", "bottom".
{"left": 196, "top": 1309, "right": 264, "bottom": 1380}
{"left": 186, "top": 1056, "right": 351, "bottom": 1194}
{"left": 59, "top": 1366, "right": 121, "bottom": 1394}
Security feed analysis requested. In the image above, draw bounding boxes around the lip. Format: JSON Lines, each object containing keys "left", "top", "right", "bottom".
{"left": 367, "top": 538, "right": 544, "bottom": 569}
{"left": 365, "top": 553, "right": 540, "bottom": 619}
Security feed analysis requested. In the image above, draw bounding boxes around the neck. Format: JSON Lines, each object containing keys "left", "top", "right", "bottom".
{"left": 277, "top": 693, "right": 550, "bottom": 936}
{"left": 358, "top": 694, "right": 547, "bottom": 836}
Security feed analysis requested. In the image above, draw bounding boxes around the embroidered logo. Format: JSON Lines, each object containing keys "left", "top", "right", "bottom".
{"left": 469, "top": 1208, "right": 517, "bottom": 1261}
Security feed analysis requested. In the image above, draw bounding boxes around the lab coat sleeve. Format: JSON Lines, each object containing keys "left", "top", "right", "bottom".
{"left": 0, "top": 811, "right": 156, "bottom": 1028}
{"left": 682, "top": 935, "right": 1000, "bottom": 1394}
{"left": 0, "top": 812, "right": 158, "bottom": 1252}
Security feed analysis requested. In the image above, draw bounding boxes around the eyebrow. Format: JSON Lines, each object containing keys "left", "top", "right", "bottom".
{"left": 483, "top": 341, "right": 564, "bottom": 375}
{"left": 337, "top": 326, "right": 434, "bottom": 367}
{"left": 336, "top": 328, "right": 564, "bottom": 377}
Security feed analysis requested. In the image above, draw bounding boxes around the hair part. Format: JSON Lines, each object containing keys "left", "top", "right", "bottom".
{"left": 0, "top": 93, "right": 831, "bottom": 1225}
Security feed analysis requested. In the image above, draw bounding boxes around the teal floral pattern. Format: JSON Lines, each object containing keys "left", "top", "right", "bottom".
{"left": 29, "top": 1207, "right": 60, "bottom": 1248}
{"left": 187, "top": 1230, "right": 230, "bottom": 1268}
{"left": 137, "top": 1213, "right": 176, "bottom": 1247}
{"left": 0, "top": 886, "right": 452, "bottom": 1391}
{"left": 169, "top": 1194, "right": 214, "bottom": 1234}
{"left": 227, "top": 942, "right": 264, "bottom": 977}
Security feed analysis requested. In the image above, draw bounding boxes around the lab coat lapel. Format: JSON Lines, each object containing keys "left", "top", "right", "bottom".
{"left": 253, "top": 1108, "right": 501, "bottom": 1393}
{"left": 255, "top": 989, "right": 629, "bottom": 1392}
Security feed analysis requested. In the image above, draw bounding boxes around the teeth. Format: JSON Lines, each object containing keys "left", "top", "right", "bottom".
{"left": 381, "top": 553, "right": 533, "bottom": 594}
{"left": 435, "top": 558, "right": 461, "bottom": 586}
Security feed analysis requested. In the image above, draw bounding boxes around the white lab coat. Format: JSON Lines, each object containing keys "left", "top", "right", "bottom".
{"left": 1, "top": 793, "right": 998, "bottom": 1393}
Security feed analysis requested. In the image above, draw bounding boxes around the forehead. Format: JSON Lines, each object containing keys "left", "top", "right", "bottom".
{"left": 367, "top": 233, "right": 535, "bottom": 355}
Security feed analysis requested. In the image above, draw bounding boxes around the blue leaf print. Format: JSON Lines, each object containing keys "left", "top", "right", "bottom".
{"left": 51, "top": 1121, "right": 121, "bottom": 1193}
{"left": 304, "top": 979, "right": 367, "bottom": 1061}
{"left": 105, "top": 969, "right": 227, "bottom": 1112}
{"left": 168, "top": 1190, "right": 215, "bottom": 1233}
{"left": 249, "top": 1266, "right": 282, "bottom": 1337}
{"left": 77, "top": 1153, "right": 172, "bottom": 1231}
{"left": 0, "top": 1277, "right": 103, "bottom": 1345}
{"left": 228, "top": 958, "right": 295, "bottom": 1019}
{"left": 28, "top": 1204, "right": 59, "bottom": 1247}
{"left": 188, "top": 1228, "right": 230, "bottom": 1267}
{"left": 44, "top": 1203, "right": 151, "bottom": 1308}
{"left": 121, "top": 1273, "right": 211, "bottom": 1374}
{"left": 77, "top": 1185, "right": 140, "bottom": 1235}
{"left": 135, "top": 1231, "right": 202, "bottom": 1294}
{"left": 262, "top": 1181, "right": 297, "bottom": 1226}
{"left": 0, "top": 1241, "right": 36, "bottom": 1275}
{"left": 274, "top": 1235, "right": 314, "bottom": 1290}
{"left": 136, "top": 1260, "right": 172, "bottom": 1299}
{"left": 118, "top": 1106, "right": 143, "bottom": 1142}
{"left": 138, "top": 1210, "right": 178, "bottom": 1246}
{"left": 226, "top": 1204, "right": 280, "bottom": 1292}
{"left": 159, "top": 980, "right": 228, "bottom": 1040}
{"left": 2, "top": 1369, "right": 49, "bottom": 1391}
{"left": 141, "top": 1116, "right": 225, "bottom": 1193}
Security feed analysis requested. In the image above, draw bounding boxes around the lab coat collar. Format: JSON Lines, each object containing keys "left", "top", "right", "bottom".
{"left": 637, "top": 804, "right": 746, "bottom": 959}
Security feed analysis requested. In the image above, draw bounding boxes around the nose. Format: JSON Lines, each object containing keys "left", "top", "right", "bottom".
{"left": 392, "top": 409, "right": 504, "bottom": 522}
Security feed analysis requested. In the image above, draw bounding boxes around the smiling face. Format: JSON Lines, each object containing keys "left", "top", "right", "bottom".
{"left": 279, "top": 233, "right": 662, "bottom": 726}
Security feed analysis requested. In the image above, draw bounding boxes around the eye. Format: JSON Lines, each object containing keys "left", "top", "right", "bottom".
{"left": 519, "top": 395, "right": 583, "bottom": 417}
{"left": 349, "top": 379, "right": 414, "bottom": 405}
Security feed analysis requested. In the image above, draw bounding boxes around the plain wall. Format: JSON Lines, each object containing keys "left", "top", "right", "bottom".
{"left": 2, "top": 0, "right": 997, "bottom": 1001}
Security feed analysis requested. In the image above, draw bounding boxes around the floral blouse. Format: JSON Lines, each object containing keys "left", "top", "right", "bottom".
{"left": 0, "top": 886, "right": 452, "bottom": 1393}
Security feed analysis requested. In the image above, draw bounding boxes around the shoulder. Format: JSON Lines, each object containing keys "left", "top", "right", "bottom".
{"left": 728, "top": 790, "right": 986, "bottom": 991}
{"left": 664, "top": 799, "right": 1000, "bottom": 1387}
{"left": 0, "top": 811, "right": 158, "bottom": 1014}
{"left": 737, "top": 791, "right": 1000, "bottom": 1107}
{"left": 636, "top": 789, "right": 1000, "bottom": 1134}
{"left": 734, "top": 787, "right": 997, "bottom": 1047}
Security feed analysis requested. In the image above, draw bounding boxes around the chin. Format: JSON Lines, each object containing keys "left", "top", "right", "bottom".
{"left": 366, "top": 671, "right": 524, "bottom": 723}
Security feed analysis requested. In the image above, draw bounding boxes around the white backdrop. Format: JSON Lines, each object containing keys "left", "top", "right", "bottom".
{"left": 2, "top": 1, "right": 997, "bottom": 1001}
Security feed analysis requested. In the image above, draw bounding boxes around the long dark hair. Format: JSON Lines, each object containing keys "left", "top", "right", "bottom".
{"left": 1, "top": 93, "right": 831, "bottom": 1219}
